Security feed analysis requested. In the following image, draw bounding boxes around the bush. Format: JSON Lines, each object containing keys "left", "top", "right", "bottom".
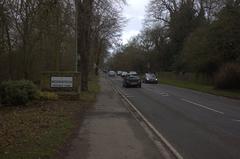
{"left": 214, "top": 63, "right": 240, "bottom": 89}
{"left": 0, "top": 80, "right": 40, "bottom": 106}
{"left": 39, "top": 91, "right": 58, "bottom": 101}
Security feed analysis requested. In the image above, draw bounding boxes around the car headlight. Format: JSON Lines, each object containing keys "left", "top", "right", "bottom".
{"left": 146, "top": 78, "right": 149, "bottom": 80}
{"left": 156, "top": 78, "right": 158, "bottom": 80}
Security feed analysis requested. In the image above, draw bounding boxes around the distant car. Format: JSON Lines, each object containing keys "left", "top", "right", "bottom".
{"left": 108, "top": 71, "right": 116, "bottom": 77}
{"left": 129, "top": 71, "right": 138, "bottom": 76}
{"left": 143, "top": 73, "right": 158, "bottom": 84}
{"left": 121, "top": 71, "right": 128, "bottom": 77}
{"left": 117, "top": 71, "right": 122, "bottom": 76}
{"left": 123, "top": 75, "right": 141, "bottom": 88}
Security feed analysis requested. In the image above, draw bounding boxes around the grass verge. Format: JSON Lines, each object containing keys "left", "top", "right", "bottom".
{"left": 158, "top": 78, "right": 240, "bottom": 99}
{"left": 0, "top": 75, "right": 100, "bottom": 159}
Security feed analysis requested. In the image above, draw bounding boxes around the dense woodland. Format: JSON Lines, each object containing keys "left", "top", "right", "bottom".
{"left": 108, "top": 0, "right": 240, "bottom": 89}
{"left": 1, "top": 0, "right": 239, "bottom": 90}
{"left": 0, "top": 0, "right": 124, "bottom": 91}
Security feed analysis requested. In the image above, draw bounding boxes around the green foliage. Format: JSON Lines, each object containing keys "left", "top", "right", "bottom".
{"left": 39, "top": 91, "right": 58, "bottom": 101}
{"left": 214, "top": 63, "right": 240, "bottom": 89}
{"left": 108, "top": 40, "right": 147, "bottom": 73}
{"left": 210, "top": 4, "right": 240, "bottom": 61}
{"left": 0, "top": 80, "right": 39, "bottom": 106}
{"left": 182, "top": 26, "right": 214, "bottom": 74}
{"left": 182, "top": 4, "right": 240, "bottom": 75}
{"left": 168, "top": 1, "right": 205, "bottom": 71}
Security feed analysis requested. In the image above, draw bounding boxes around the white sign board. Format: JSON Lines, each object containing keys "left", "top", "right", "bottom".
{"left": 51, "top": 77, "right": 73, "bottom": 88}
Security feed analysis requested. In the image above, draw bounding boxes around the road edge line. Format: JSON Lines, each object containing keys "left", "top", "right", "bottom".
{"left": 111, "top": 85, "right": 183, "bottom": 159}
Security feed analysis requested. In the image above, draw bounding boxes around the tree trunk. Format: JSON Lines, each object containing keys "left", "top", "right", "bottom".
{"left": 77, "top": 0, "right": 94, "bottom": 91}
{"left": 95, "top": 40, "right": 102, "bottom": 76}
{"left": 5, "top": 24, "right": 13, "bottom": 80}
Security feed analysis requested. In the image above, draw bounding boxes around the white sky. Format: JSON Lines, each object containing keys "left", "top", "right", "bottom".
{"left": 121, "top": 0, "right": 149, "bottom": 44}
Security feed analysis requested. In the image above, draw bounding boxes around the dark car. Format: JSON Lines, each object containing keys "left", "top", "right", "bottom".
{"left": 143, "top": 73, "right": 158, "bottom": 84}
{"left": 123, "top": 75, "right": 141, "bottom": 88}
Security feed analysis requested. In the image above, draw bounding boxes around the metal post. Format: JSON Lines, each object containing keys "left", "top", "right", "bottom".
{"left": 75, "top": 0, "right": 78, "bottom": 72}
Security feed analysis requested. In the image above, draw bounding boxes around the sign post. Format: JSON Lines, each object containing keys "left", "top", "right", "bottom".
{"left": 51, "top": 77, "right": 73, "bottom": 88}
{"left": 41, "top": 72, "right": 80, "bottom": 93}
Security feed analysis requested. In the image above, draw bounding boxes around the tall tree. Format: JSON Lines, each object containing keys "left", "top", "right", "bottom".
{"left": 0, "top": 0, "right": 76, "bottom": 81}
{"left": 76, "top": 0, "right": 94, "bottom": 91}
{"left": 91, "top": 0, "right": 124, "bottom": 75}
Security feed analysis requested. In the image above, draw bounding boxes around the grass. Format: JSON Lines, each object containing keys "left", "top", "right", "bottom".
{"left": 79, "top": 75, "right": 100, "bottom": 102}
{"left": 0, "top": 75, "right": 100, "bottom": 159}
{"left": 158, "top": 78, "right": 240, "bottom": 99}
{"left": 0, "top": 102, "right": 78, "bottom": 159}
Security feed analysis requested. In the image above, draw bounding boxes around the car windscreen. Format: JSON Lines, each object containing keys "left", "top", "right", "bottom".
{"left": 129, "top": 72, "right": 138, "bottom": 75}
{"left": 122, "top": 72, "right": 127, "bottom": 75}
{"left": 146, "top": 74, "right": 156, "bottom": 78}
{"left": 128, "top": 76, "right": 140, "bottom": 80}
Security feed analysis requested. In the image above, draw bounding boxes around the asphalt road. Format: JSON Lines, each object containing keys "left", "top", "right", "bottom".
{"left": 110, "top": 76, "right": 240, "bottom": 159}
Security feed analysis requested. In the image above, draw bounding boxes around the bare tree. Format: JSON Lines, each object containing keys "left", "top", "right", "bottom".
{"left": 91, "top": 0, "right": 124, "bottom": 75}
{"left": 0, "top": 0, "right": 76, "bottom": 81}
{"left": 76, "top": 0, "right": 125, "bottom": 91}
{"left": 146, "top": 0, "right": 227, "bottom": 26}
{"left": 0, "top": 0, "right": 13, "bottom": 79}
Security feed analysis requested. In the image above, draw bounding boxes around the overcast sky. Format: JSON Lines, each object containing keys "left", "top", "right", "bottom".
{"left": 121, "top": 0, "right": 149, "bottom": 44}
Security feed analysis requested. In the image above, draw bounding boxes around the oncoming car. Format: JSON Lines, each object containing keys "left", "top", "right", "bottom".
{"left": 143, "top": 73, "right": 158, "bottom": 84}
{"left": 122, "top": 75, "right": 141, "bottom": 88}
{"left": 129, "top": 71, "right": 138, "bottom": 76}
{"left": 121, "top": 71, "right": 128, "bottom": 77}
{"left": 117, "top": 71, "right": 122, "bottom": 76}
{"left": 108, "top": 71, "right": 116, "bottom": 77}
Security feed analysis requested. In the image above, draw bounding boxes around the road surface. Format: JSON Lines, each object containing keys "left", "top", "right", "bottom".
{"left": 110, "top": 76, "right": 240, "bottom": 159}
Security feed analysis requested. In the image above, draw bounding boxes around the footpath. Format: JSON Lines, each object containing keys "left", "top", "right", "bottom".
{"left": 63, "top": 76, "right": 164, "bottom": 159}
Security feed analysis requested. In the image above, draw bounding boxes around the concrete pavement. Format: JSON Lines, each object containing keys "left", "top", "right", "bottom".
{"left": 63, "top": 76, "right": 165, "bottom": 159}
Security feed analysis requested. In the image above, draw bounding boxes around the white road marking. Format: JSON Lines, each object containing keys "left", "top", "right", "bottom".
{"left": 181, "top": 99, "right": 224, "bottom": 115}
{"left": 232, "top": 119, "right": 240, "bottom": 122}
{"left": 126, "top": 96, "right": 135, "bottom": 98}
{"left": 115, "top": 87, "right": 184, "bottom": 159}
{"left": 145, "top": 87, "right": 170, "bottom": 97}
{"left": 160, "top": 93, "right": 169, "bottom": 97}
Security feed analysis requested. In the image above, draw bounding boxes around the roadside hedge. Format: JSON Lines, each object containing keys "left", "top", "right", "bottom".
{"left": 0, "top": 80, "right": 40, "bottom": 106}
{"left": 214, "top": 63, "right": 240, "bottom": 89}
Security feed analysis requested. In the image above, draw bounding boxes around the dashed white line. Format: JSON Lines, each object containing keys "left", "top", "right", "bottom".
{"left": 181, "top": 98, "right": 225, "bottom": 115}
{"left": 145, "top": 87, "right": 170, "bottom": 97}
{"left": 232, "top": 119, "right": 240, "bottom": 122}
{"left": 160, "top": 93, "right": 169, "bottom": 97}
{"left": 126, "top": 96, "right": 135, "bottom": 98}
